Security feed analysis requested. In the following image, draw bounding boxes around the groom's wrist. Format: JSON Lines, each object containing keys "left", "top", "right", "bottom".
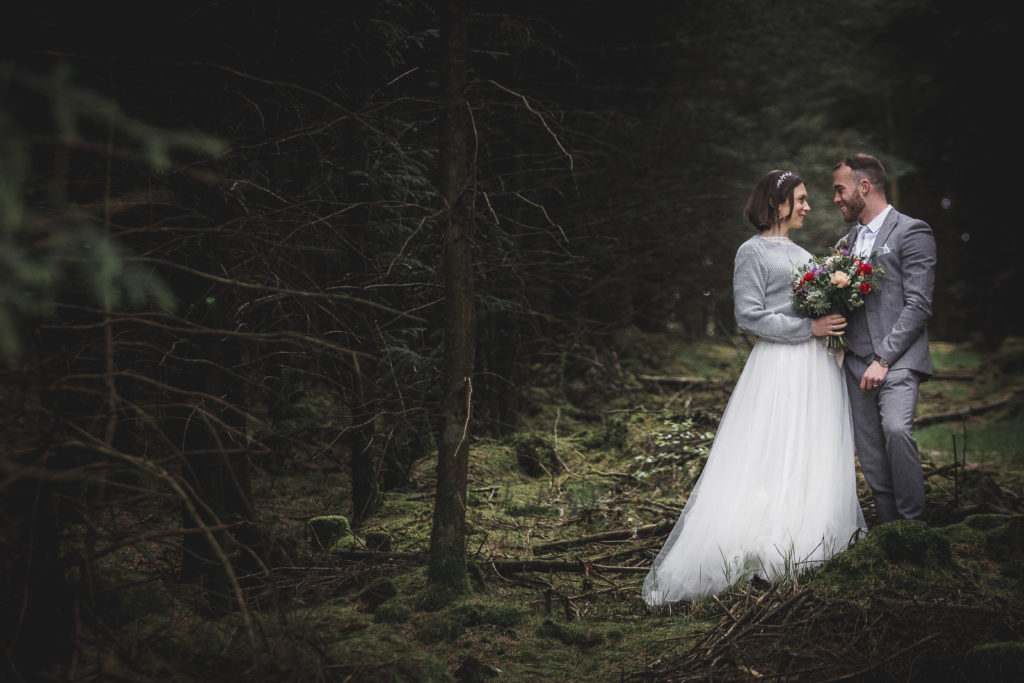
{"left": 874, "top": 355, "right": 889, "bottom": 368}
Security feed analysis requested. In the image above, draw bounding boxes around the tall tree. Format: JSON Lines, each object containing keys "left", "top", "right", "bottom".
{"left": 428, "top": 0, "right": 476, "bottom": 591}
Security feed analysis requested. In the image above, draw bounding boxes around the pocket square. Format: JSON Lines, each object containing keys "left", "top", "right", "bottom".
{"left": 878, "top": 245, "right": 892, "bottom": 255}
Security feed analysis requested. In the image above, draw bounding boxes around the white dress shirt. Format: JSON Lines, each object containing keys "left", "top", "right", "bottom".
{"left": 854, "top": 204, "right": 893, "bottom": 258}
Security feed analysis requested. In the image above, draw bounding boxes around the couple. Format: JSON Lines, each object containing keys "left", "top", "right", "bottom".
{"left": 643, "top": 154, "right": 936, "bottom": 605}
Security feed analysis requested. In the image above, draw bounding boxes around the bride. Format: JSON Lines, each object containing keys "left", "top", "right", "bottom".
{"left": 642, "top": 169, "right": 866, "bottom": 605}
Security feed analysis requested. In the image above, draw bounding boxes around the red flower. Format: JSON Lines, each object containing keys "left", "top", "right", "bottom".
{"left": 802, "top": 272, "right": 815, "bottom": 283}
{"left": 856, "top": 262, "right": 873, "bottom": 276}
{"left": 859, "top": 282, "right": 872, "bottom": 293}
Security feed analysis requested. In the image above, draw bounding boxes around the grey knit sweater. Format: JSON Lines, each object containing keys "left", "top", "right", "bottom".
{"left": 732, "top": 235, "right": 814, "bottom": 343}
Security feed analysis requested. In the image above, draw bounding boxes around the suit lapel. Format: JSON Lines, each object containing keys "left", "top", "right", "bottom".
{"left": 843, "top": 225, "right": 860, "bottom": 250}
{"left": 873, "top": 209, "right": 900, "bottom": 257}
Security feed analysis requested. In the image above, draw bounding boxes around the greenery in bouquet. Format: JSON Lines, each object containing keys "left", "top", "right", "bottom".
{"left": 791, "top": 238, "right": 885, "bottom": 349}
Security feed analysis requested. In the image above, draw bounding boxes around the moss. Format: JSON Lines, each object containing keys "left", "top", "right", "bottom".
{"left": 983, "top": 514, "right": 1024, "bottom": 563}
{"left": 414, "top": 582, "right": 466, "bottom": 612}
{"left": 417, "top": 612, "right": 461, "bottom": 644}
{"left": 874, "top": 521, "right": 952, "bottom": 566}
{"left": 604, "top": 415, "right": 630, "bottom": 451}
{"left": 574, "top": 427, "right": 609, "bottom": 450}
{"left": 507, "top": 431, "right": 560, "bottom": 477}
{"left": 450, "top": 601, "right": 527, "bottom": 629}
{"left": 452, "top": 655, "right": 502, "bottom": 682}
{"left": 416, "top": 598, "right": 527, "bottom": 645}
{"left": 505, "top": 502, "right": 556, "bottom": 517}
{"left": 363, "top": 530, "right": 392, "bottom": 551}
{"left": 966, "top": 641, "right": 1024, "bottom": 681}
{"left": 359, "top": 577, "right": 398, "bottom": 610}
{"left": 964, "top": 513, "right": 1012, "bottom": 531}
{"left": 306, "top": 515, "right": 357, "bottom": 551}
{"left": 536, "top": 619, "right": 606, "bottom": 649}
{"left": 812, "top": 520, "right": 959, "bottom": 597}
{"left": 325, "top": 626, "right": 453, "bottom": 682}
{"left": 373, "top": 603, "right": 410, "bottom": 624}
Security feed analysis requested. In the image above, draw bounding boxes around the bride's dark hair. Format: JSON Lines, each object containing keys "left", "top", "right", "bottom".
{"left": 744, "top": 169, "right": 804, "bottom": 231}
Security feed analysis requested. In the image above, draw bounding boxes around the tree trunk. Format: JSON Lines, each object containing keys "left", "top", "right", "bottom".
{"left": 178, "top": 292, "right": 261, "bottom": 612}
{"left": 351, "top": 397, "right": 384, "bottom": 526}
{"left": 428, "top": 0, "right": 475, "bottom": 591}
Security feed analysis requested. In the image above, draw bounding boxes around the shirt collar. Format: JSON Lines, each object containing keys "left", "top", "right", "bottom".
{"left": 859, "top": 204, "right": 893, "bottom": 233}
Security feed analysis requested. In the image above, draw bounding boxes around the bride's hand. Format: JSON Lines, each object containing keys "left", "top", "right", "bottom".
{"left": 812, "top": 314, "right": 846, "bottom": 338}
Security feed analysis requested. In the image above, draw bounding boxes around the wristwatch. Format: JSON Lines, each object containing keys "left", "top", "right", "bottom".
{"left": 875, "top": 355, "right": 889, "bottom": 368}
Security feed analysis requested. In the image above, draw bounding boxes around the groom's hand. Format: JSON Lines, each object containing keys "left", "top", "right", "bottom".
{"left": 860, "top": 361, "right": 889, "bottom": 391}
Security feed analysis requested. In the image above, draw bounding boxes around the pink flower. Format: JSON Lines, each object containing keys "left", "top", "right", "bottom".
{"left": 830, "top": 271, "right": 851, "bottom": 288}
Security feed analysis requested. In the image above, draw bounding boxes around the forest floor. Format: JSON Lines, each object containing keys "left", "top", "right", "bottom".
{"left": 87, "top": 331, "right": 1024, "bottom": 682}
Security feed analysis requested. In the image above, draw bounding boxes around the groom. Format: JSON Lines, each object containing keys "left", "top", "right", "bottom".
{"left": 832, "top": 153, "right": 936, "bottom": 523}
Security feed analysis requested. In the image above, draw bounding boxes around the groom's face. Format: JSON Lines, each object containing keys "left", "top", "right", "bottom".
{"left": 832, "top": 165, "right": 866, "bottom": 224}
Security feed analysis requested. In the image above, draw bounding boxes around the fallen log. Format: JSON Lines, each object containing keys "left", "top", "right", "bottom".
{"left": 332, "top": 550, "right": 426, "bottom": 562}
{"left": 638, "top": 375, "right": 732, "bottom": 389}
{"left": 914, "top": 396, "right": 1011, "bottom": 426}
{"left": 532, "top": 520, "right": 673, "bottom": 555}
{"left": 931, "top": 373, "right": 976, "bottom": 382}
{"left": 485, "top": 559, "right": 649, "bottom": 574}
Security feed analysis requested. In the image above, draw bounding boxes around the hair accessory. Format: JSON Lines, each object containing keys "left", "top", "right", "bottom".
{"left": 776, "top": 171, "right": 793, "bottom": 188}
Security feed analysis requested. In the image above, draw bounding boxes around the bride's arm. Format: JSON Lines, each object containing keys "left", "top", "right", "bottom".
{"left": 732, "top": 241, "right": 813, "bottom": 343}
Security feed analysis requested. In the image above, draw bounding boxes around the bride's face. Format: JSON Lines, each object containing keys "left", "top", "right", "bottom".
{"left": 779, "top": 183, "right": 810, "bottom": 231}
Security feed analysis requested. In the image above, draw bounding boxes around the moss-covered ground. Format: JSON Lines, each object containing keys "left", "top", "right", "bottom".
{"left": 69, "top": 332, "right": 1024, "bottom": 681}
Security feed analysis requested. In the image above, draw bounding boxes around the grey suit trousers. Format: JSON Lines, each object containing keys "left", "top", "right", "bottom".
{"left": 843, "top": 353, "right": 926, "bottom": 522}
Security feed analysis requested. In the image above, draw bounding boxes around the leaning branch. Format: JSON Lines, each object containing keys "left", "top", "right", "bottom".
{"left": 532, "top": 520, "right": 673, "bottom": 555}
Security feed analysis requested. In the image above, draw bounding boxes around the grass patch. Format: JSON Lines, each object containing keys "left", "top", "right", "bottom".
{"left": 78, "top": 333, "right": 1024, "bottom": 681}
{"left": 918, "top": 419, "right": 1024, "bottom": 467}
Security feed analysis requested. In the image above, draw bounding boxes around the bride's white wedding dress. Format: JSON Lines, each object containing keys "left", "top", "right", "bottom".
{"left": 642, "top": 236, "right": 866, "bottom": 605}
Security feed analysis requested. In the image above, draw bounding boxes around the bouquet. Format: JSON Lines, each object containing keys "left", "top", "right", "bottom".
{"left": 791, "top": 239, "right": 885, "bottom": 350}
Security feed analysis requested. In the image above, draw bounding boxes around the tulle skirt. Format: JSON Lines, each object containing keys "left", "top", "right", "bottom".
{"left": 642, "top": 338, "right": 866, "bottom": 605}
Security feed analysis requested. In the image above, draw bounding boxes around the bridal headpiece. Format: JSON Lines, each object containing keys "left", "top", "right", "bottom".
{"left": 776, "top": 171, "right": 793, "bottom": 188}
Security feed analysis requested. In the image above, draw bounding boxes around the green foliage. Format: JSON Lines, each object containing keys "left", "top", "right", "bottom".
{"left": 359, "top": 577, "right": 399, "bottom": 610}
{"left": 633, "top": 417, "right": 714, "bottom": 480}
{"left": 929, "top": 342, "right": 984, "bottom": 371}
{"left": 0, "top": 63, "right": 227, "bottom": 359}
{"left": 20, "top": 64, "right": 226, "bottom": 171}
{"left": 791, "top": 243, "right": 887, "bottom": 321}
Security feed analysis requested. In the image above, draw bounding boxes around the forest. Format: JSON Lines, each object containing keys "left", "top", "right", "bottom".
{"left": 2, "top": 1, "right": 1022, "bottom": 680}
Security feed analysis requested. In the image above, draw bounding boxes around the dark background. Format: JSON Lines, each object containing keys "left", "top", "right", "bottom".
{"left": 7, "top": 1, "right": 1017, "bottom": 346}
{"left": 0, "top": 2, "right": 1019, "bottom": 678}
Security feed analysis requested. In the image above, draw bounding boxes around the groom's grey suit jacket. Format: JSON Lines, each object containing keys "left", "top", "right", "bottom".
{"left": 842, "top": 209, "right": 936, "bottom": 376}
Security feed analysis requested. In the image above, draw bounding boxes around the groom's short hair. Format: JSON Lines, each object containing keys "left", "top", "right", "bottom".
{"left": 835, "top": 153, "right": 887, "bottom": 197}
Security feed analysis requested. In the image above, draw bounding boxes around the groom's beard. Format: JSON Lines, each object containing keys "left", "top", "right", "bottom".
{"left": 839, "top": 193, "right": 866, "bottom": 223}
